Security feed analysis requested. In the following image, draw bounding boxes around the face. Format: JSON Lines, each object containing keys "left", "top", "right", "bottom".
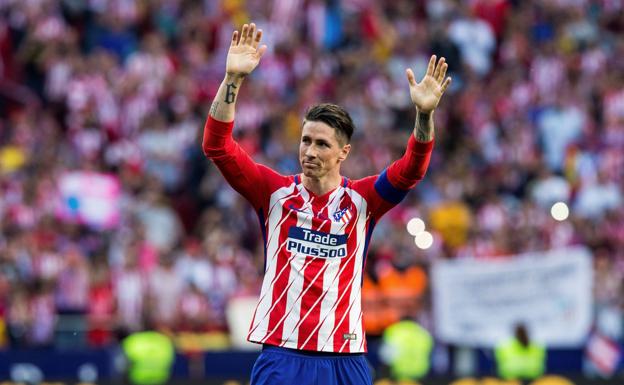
{"left": 299, "top": 120, "right": 351, "bottom": 179}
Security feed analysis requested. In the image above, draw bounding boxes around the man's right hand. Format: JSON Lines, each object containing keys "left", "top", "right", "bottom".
{"left": 226, "top": 23, "right": 267, "bottom": 77}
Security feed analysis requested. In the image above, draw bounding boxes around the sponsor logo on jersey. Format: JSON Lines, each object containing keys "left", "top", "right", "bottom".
{"left": 286, "top": 226, "right": 347, "bottom": 258}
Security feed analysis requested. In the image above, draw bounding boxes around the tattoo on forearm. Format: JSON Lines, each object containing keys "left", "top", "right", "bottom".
{"left": 415, "top": 111, "right": 434, "bottom": 142}
{"left": 209, "top": 101, "right": 219, "bottom": 117}
{"left": 224, "top": 82, "right": 237, "bottom": 104}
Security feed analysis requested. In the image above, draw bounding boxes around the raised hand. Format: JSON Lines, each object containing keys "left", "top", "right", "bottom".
{"left": 226, "top": 23, "right": 267, "bottom": 77}
{"left": 406, "top": 55, "right": 452, "bottom": 113}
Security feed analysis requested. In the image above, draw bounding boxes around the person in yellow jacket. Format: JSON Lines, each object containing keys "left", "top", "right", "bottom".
{"left": 122, "top": 330, "right": 176, "bottom": 385}
{"left": 380, "top": 319, "right": 433, "bottom": 381}
{"left": 495, "top": 323, "right": 546, "bottom": 381}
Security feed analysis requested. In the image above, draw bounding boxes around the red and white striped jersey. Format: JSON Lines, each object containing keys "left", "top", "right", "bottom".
{"left": 203, "top": 117, "right": 433, "bottom": 353}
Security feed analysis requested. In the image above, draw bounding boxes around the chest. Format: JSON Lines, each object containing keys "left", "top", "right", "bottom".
{"left": 283, "top": 192, "right": 358, "bottom": 232}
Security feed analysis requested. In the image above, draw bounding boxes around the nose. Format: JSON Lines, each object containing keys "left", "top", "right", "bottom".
{"left": 304, "top": 145, "right": 317, "bottom": 159}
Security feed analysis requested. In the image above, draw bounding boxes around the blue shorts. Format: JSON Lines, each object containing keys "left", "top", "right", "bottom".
{"left": 251, "top": 345, "right": 374, "bottom": 385}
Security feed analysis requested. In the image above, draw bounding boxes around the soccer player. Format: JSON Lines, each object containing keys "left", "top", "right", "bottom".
{"left": 203, "top": 23, "right": 451, "bottom": 385}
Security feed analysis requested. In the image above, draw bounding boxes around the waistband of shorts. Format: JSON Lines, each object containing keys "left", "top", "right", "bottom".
{"left": 262, "top": 344, "right": 364, "bottom": 358}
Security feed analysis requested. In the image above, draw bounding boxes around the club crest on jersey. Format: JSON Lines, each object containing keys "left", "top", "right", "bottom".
{"left": 332, "top": 207, "right": 353, "bottom": 224}
{"left": 286, "top": 227, "right": 348, "bottom": 258}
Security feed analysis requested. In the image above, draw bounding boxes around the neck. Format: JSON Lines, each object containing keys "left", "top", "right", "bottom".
{"left": 301, "top": 172, "right": 342, "bottom": 196}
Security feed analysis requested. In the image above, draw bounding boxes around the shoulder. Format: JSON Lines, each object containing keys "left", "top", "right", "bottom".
{"left": 259, "top": 167, "right": 301, "bottom": 197}
{"left": 255, "top": 164, "right": 293, "bottom": 185}
{"left": 348, "top": 175, "right": 377, "bottom": 192}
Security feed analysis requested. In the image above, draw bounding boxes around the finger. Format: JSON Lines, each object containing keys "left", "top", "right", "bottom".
{"left": 406, "top": 68, "right": 417, "bottom": 86}
{"left": 438, "top": 62, "right": 448, "bottom": 82}
{"left": 433, "top": 57, "right": 445, "bottom": 80}
{"left": 256, "top": 45, "right": 268, "bottom": 59}
{"left": 441, "top": 77, "right": 452, "bottom": 93}
{"left": 252, "top": 29, "right": 263, "bottom": 49}
{"left": 426, "top": 55, "right": 436, "bottom": 77}
{"left": 246, "top": 23, "right": 256, "bottom": 45}
{"left": 231, "top": 30, "right": 239, "bottom": 47}
{"left": 239, "top": 24, "right": 249, "bottom": 45}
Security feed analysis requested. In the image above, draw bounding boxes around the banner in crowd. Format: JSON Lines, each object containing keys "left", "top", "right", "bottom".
{"left": 56, "top": 171, "right": 121, "bottom": 230}
{"left": 431, "top": 247, "right": 593, "bottom": 348}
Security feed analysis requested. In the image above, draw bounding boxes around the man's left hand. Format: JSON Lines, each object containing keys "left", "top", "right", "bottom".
{"left": 406, "top": 55, "right": 452, "bottom": 113}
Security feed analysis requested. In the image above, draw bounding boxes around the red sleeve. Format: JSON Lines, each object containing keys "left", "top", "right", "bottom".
{"left": 202, "top": 116, "right": 276, "bottom": 209}
{"left": 385, "top": 135, "right": 433, "bottom": 190}
{"left": 352, "top": 136, "right": 433, "bottom": 220}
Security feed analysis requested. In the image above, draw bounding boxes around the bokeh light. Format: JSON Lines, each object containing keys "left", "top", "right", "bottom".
{"left": 551, "top": 202, "right": 569, "bottom": 221}
{"left": 415, "top": 231, "right": 434, "bottom": 249}
{"left": 406, "top": 217, "right": 426, "bottom": 236}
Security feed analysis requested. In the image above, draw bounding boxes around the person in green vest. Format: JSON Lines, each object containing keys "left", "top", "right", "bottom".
{"left": 380, "top": 319, "right": 434, "bottom": 381}
{"left": 495, "top": 323, "right": 546, "bottom": 381}
{"left": 122, "top": 329, "right": 176, "bottom": 385}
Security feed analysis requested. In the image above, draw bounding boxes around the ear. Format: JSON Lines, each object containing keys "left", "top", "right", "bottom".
{"left": 338, "top": 143, "right": 351, "bottom": 162}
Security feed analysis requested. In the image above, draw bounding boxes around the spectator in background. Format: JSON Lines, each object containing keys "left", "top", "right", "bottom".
{"left": 530, "top": 169, "right": 571, "bottom": 209}
{"left": 537, "top": 97, "right": 585, "bottom": 172}
{"left": 495, "top": 323, "right": 546, "bottom": 381}
{"left": 134, "top": 189, "right": 183, "bottom": 254}
{"left": 448, "top": 4, "right": 496, "bottom": 76}
{"left": 55, "top": 245, "right": 89, "bottom": 348}
{"left": 174, "top": 239, "right": 215, "bottom": 296}
{"left": 121, "top": 326, "right": 175, "bottom": 385}
{"left": 177, "top": 282, "right": 213, "bottom": 332}
{"left": 114, "top": 250, "right": 145, "bottom": 332}
{"left": 380, "top": 319, "right": 433, "bottom": 381}
{"left": 148, "top": 253, "right": 183, "bottom": 330}
{"left": 374, "top": 243, "right": 433, "bottom": 380}
{"left": 6, "top": 284, "right": 30, "bottom": 348}
{"left": 574, "top": 170, "right": 622, "bottom": 220}
{"left": 27, "top": 280, "right": 56, "bottom": 347}
{"left": 87, "top": 259, "right": 116, "bottom": 347}
{"left": 55, "top": 246, "right": 89, "bottom": 314}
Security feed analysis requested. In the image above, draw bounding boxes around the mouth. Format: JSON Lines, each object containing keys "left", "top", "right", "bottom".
{"left": 302, "top": 161, "right": 319, "bottom": 168}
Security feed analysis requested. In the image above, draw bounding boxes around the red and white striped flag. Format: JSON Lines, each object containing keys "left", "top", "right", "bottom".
{"left": 585, "top": 331, "right": 622, "bottom": 377}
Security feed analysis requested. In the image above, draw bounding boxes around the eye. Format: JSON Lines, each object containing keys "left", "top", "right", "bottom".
{"left": 302, "top": 137, "right": 311, "bottom": 144}
{"left": 318, "top": 141, "right": 330, "bottom": 148}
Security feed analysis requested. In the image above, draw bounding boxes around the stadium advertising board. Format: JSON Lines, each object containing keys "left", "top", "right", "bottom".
{"left": 432, "top": 247, "right": 593, "bottom": 348}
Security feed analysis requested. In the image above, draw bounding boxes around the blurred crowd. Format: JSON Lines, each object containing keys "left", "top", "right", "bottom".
{"left": 0, "top": 0, "right": 622, "bottom": 349}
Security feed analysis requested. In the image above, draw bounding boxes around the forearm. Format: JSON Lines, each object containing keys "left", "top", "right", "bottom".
{"left": 208, "top": 74, "right": 246, "bottom": 122}
{"left": 413, "top": 109, "right": 434, "bottom": 142}
{"left": 385, "top": 136, "right": 433, "bottom": 190}
{"left": 203, "top": 74, "right": 244, "bottom": 157}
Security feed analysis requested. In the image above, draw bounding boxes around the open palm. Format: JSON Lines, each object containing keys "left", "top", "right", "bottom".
{"left": 406, "top": 55, "right": 451, "bottom": 113}
{"left": 227, "top": 23, "right": 267, "bottom": 76}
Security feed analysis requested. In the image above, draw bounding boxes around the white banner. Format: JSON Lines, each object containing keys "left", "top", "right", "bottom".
{"left": 432, "top": 247, "right": 593, "bottom": 348}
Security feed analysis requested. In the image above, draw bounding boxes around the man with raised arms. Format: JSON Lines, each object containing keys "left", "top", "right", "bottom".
{"left": 203, "top": 22, "right": 451, "bottom": 385}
